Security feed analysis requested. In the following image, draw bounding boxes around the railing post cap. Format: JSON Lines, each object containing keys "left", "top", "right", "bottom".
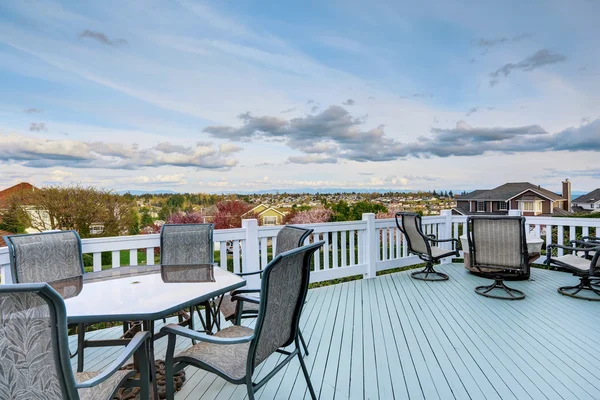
{"left": 242, "top": 218, "right": 258, "bottom": 227}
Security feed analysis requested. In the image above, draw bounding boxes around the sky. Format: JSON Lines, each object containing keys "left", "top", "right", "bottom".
{"left": 0, "top": 0, "right": 599, "bottom": 194}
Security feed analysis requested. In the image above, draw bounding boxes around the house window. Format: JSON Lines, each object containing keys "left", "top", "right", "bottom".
{"left": 263, "top": 216, "right": 277, "bottom": 225}
{"left": 477, "top": 202, "right": 485, "bottom": 212}
{"left": 521, "top": 201, "right": 534, "bottom": 211}
{"left": 497, "top": 202, "right": 508, "bottom": 211}
{"left": 89, "top": 224, "right": 104, "bottom": 235}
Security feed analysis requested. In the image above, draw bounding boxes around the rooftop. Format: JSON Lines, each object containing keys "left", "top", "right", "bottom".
{"left": 460, "top": 182, "right": 565, "bottom": 202}
{"left": 573, "top": 188, "right": 600, "bottom": 204}
{"left": 71, "top": 263, "right": 600, "bottom": 400}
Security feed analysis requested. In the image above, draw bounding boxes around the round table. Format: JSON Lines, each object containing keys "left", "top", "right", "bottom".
{"left": 460, "top": 234, "right": 544, "bottom": 280}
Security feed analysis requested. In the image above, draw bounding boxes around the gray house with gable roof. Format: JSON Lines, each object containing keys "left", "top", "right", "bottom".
{"left": 572, "top": 189, "right": 600, "bottom": 213}
{"left": 453, "top": 180, "right": 572, "bottom": 217}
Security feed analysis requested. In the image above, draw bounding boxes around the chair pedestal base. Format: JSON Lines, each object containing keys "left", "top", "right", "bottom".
{"left": 558, "top": 276, "right": 600, "bottom": 301}
{"left": 411, "top": 264, "right": 449, "bottom": 281}
{"left": 475, "top": 279, "right": 525, "bottom": 300}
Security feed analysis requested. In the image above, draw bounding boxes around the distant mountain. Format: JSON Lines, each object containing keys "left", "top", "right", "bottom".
{"left": 115, "top": 188, "right": 591, "bottom": 196}
{"left": 117, "top": 189, "right": 178, "bottom": 195}
{"left": 209, "top": 188, "right": 421, "bottom": 195}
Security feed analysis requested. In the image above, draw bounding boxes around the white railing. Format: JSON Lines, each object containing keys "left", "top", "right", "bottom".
{"left": 2, "top": 211, "right": 600, "bottom": 285}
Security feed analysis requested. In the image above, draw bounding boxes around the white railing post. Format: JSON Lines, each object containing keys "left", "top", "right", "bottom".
{"left": 362, "top": 213, "right": 377, "bottom": 279}
{"left": 440, "top": 210, "right": 453, "bottom": 264}
{"left": 1, "top": 264, "right": 12, "bottom": 284}
{"left": 242, "top": 219, "right": 261, "bottom": 288}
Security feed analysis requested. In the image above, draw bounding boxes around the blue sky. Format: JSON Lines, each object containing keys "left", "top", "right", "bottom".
{"left": 0, "top": 0, "right": 599, "bottom": 193}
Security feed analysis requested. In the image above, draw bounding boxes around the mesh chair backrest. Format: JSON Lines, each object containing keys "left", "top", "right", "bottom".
{"left": 468, "top": 217, "right": 526, "bottom": 269}
{"left": 274, "top": 226, "right": 314, "bottom": 256}
{"left": 6, "top": 231, "right": 83, "bottom": 284}
{"left": 397, "top": 213, "right": 429, "bottom": 255}
{"left": 160, "top": 224, "right": 214, "bottom": 266}
{"left": 0, "top": 285, "right": 76, "bottom": 399}
{"left": 251, "top": 241, "right": 323, "bottom": 367}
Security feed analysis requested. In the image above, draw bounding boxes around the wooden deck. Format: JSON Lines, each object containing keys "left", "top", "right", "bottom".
{"left": 71, "top": 264, "right": 600, "bottom": 400}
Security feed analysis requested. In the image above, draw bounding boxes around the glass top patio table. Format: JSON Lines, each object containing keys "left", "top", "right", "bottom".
{"left": 64, "top": 265, "right": 245, "bottom": 324}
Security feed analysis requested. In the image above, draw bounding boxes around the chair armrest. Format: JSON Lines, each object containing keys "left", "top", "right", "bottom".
{"left": 231, "top": 293, "right": 261, "bottom": 305}
{"left": 429, "top": 238, "right": 459, "bottom": 244}
{"left": 231, "top": 288, "right": 261, "bottom": 297}
{"left": 582, "top": 236, "right": 600, "bottom": 242}
{"left": 75, "top": 332, "right": 149, "bottom": 389}
{"left": 160, "top": 324, "right": 254, "bottom": 344}
{"left": 236, "top": 270, "right": 263, "bottom": 277}
{"left": 547, "top": 244, "right": 600, "bottom": 253}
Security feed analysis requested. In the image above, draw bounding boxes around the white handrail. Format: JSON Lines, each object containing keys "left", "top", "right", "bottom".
{"left": 2, "top": 212, "right": 600, "bottom": 285}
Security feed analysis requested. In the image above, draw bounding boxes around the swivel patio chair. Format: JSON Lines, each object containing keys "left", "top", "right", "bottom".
{"left": 544, "top": 240, "right": 600, "bottom": 301}
{"left": 160, "top": 241, "right": 324, "bottom": 400}
{"left": 3, "top": 230, "right": 89, "bottom": 371}
{"left": 564, "top": 236, "right": 600, "bottom": 286}
{"left": 395, "top": 212, "right": 459, "bottom": 281}
{"left": 467, "top": 216, "right": 528, "bottom": 300}
{"left": 0, "top": 283, "right": 150, "bottom": 400}
{"left": 219, "top": 225, "right": 313, "bottom": 355}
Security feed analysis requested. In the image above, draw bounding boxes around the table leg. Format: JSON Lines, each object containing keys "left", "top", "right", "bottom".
{"left": 205, "top": 301, "right": 212, "bottom": 334}
{"left": 142, "top": 320, "right": 159, "bottom": 400}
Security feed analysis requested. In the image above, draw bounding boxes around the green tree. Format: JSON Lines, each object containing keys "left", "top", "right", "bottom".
{"left": 351, "top": 201, "right": 387, "bottom": 220}
{"left": 128, "top": 209, "right": 140, "bottom": 235}
{"left": 329, "top": 200, "right": 352, "bottom": 221}
{"left": 166, "top": 194, "right": 185, "bottom": 209}
{"left": 24, "top": 185, "right": 136, "bottom": 238}
{"left": 158, "top": 204, "right": 171, "bottom": 221}
{"left": 0, "top": 201, "right": 29, "bottom": 233}
{"left": 140, "top": 209, "right": 153, "bottom": 227}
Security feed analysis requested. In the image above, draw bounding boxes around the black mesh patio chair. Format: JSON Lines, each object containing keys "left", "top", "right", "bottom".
{"left": 395, "top": 212, "right": 459, "bottom": 281}
{"left": 3, "top": 230, "right": 90, "bottom": 371}
{"left": 160, "top": 241, "right": 324, "bottom": 400}
{"left": 0, "top": 283, "right": 150, "bottom": 400}
{"left": 564, "top": 236, "right": 600, "bottom": 286}
{"left": 157, "top": 223, "right": 216, "bottom": 335}
{"left": 467, "top": 216, "right": 528, "bottom": 300}
{"left": 220, "top": 226, "right": 314, "bottom": 355}
{"left": 544, "top": 240, "right": 600, "bottom": 301}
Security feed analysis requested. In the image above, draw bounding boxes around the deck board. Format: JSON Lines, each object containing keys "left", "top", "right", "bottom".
{"left": 71, "top": 264, "right": 600, "bottom": 400}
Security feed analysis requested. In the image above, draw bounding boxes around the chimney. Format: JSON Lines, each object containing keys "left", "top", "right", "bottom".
{"left": 562, "top": 179, "right": 571, "bottom": 211}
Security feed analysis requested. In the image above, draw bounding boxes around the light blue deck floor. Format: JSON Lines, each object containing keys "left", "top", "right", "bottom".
{"left": 71, "top": 264, "right": 600, "bottom": 400}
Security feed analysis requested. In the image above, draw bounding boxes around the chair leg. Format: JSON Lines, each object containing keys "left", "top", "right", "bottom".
{"left": 299, "top": 329, "right": 309, "bottom": 356}
{"left": 475, "top": 278, "right": 525, "bottom": 300}
{"left": 298, "top": 344, "right": 317, "bottom": 399}
{"left": 246, "top": 375, "right": 256, "bottom": 400}
{"left": 77, "top": 323, "right": 85, "bottom": 372}
{"left": 235, "top": 300, "right": 243, "bottom": 326}
{"left": 137, "top": 338, "right": 150, "bottom": 400}
{"left": 558, "top": 276, "right": 600, "bottom": 301}
{"left": 165, "top": 335, "right": 176, "bottom": 400}
{"left": 411, "top": 262, "right": 449, "bottom": 281}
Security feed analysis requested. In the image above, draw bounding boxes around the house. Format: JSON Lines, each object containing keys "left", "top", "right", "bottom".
{"left": 244, "top": 204, "right": 287, "bottom": 226}
{"left": 0, "top": 182, "right": 35, "bottom": 207}
{"left": 0, "top": 229, "right": 14, "bottom": 247}
{"left": 0, "top": 182, "right": 46, "bottom": 234}
{"left": 453, "top": 180, "right": 572, "bottom": 217}
{"left": 572, "top": 188, "right": 600, "bottom": 213}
